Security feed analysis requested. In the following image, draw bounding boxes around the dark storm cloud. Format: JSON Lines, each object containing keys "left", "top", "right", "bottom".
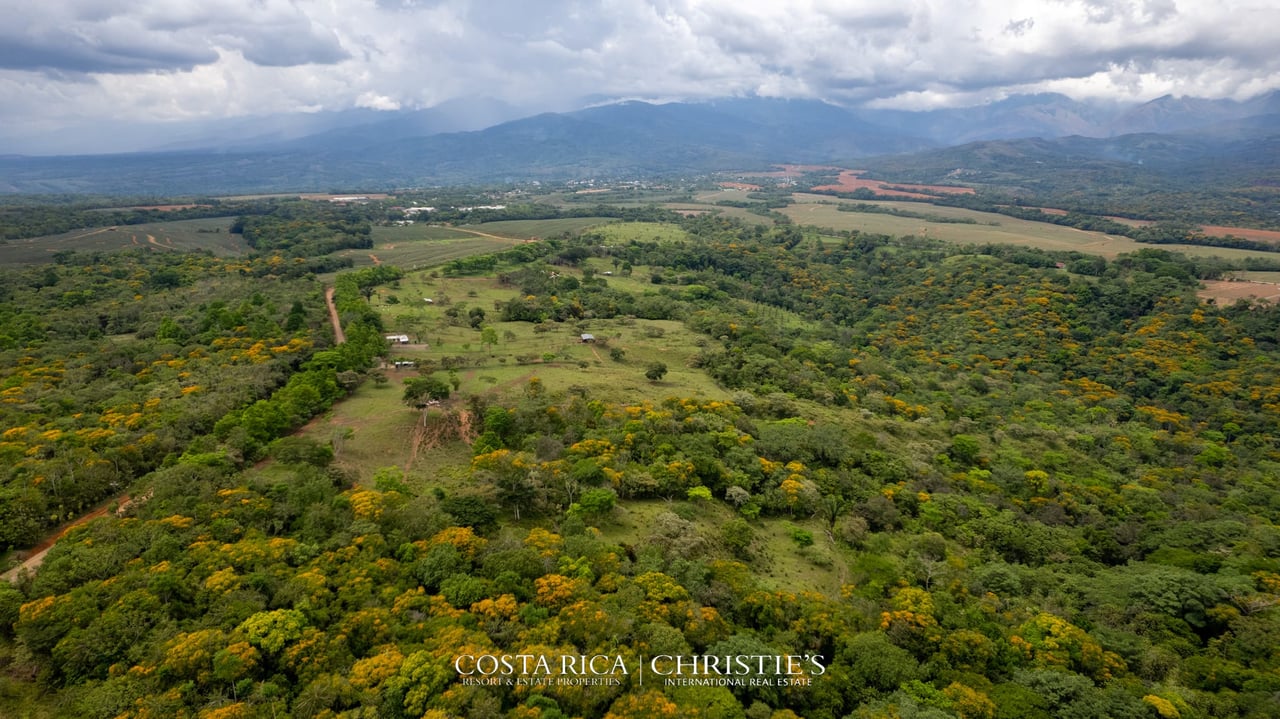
{"left": 0, "top": 32, "right": 217, "bottom": 73}
{"left": 0, "top": 1, "right": 348, "bottom": 74}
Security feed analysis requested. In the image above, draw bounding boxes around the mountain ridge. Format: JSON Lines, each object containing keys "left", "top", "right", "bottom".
{"left": 0, "top": 94, "right": 1276, "bottom": 195}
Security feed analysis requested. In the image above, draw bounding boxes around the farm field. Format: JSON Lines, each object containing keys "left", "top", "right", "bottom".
{"left": 0, "top": 216, "right": 241, "bottom": 263}
{"left": 371, "top": 270, "right": 726, "bottom": 405}
{"left": 456, "top": 216, "right": 616, "bottom": 238}
{"left": 783, "top": 196, "right": 1280, "bottom": 263}
{"left": 809, "top": 169, "right": 975, "bottom": 198}
{"left": 665, "top": 203, "right": 761, "bottom": 221}
{"left": 338, "top": 234, "right": 511, "bottom": 270}
{"left": 335, "top": 217, "right": 618, "bottom": 269}
{"left": 589, "top": 220, "right": 688, "bottom": 243}
{"left": 301, "top": 245, "right": 846, "bottom": 594}
{"left": 1198, "top": 279, "right": 1280, "bottom": 304}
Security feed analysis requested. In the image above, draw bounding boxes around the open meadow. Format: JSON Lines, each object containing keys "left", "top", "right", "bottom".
{"left": 782, "top": 194, "right": 1280, "bottom": 263}
{"left": 0, "top": 216, "right": 241, "bottom": 263}
{"left": 296, "top": 222, "right": 850, "bottom": 593}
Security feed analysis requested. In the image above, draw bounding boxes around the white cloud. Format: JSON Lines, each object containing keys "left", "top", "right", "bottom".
{"left": 2, "top": 0, "right": 1279, "bottom": 152}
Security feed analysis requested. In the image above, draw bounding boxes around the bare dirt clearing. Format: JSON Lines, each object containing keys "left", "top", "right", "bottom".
{"left": 1199, "top": 280, "right": 1280, "bottom": 304}
{"left": 811, "top": 170, "right": 976, "bottom": 198}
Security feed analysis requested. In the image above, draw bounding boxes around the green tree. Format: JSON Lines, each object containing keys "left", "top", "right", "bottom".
{"left": 574, "top": 488, "right": 617, "bottom": 522}
{"left": 480, "top": 325, "right": 499, "bottom": 355}
{"left": 645, "top": 362, "right": 668, "bottom": 382}
{"left": 403, "top": 375, "right": 451, "bottom": 406}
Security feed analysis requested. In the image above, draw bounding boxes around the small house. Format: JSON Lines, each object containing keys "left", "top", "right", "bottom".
{"left": 580, "top": 334, "right": 596, "bottom": 343}
{"left": 385, "top": 334, "right": 410, "bottom": 344}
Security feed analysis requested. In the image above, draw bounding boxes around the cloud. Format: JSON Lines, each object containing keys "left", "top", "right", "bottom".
{"left": 3, "top": 0, "right": 1280, "bottom": 153}
{"left": 0, "top": 0, "right": 348, "bottom": 74}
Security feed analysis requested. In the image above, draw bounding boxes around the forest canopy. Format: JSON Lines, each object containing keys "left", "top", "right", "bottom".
{"left": 3, "top": 201, "right": 1280, "bottom": 719}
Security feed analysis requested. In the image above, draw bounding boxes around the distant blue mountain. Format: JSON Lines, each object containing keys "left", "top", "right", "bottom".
{"left": 0, "top": 94, "right": 1276, "bottom": 194}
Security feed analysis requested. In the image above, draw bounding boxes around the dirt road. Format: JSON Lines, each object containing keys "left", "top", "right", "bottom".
{"left": 2, "top": 495, "right": 130, "bottom": 583}
{"left": 325, "top": 286, "right": 345, "bottom": 344}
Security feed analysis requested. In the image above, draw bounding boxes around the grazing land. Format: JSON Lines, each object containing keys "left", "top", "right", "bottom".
{"left": 1, "top": 216, "right": 241, "bottom": 263}
{"left": 782, "top": 195, "right": 1280, "bottom": 262}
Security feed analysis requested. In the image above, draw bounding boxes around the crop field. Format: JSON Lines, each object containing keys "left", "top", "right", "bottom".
{"left": 339, "top": 226, "right": 512, "bottom": 270}
{"left": 784, "top": 196, "right": 1280, "bottom": 262}
{"left": 692, "top": 189, "right": 761, "bottom": 203}
{"left": 589, "top": 221, "right": 688, "bottom": 243}
{"left": 809, "top": 169, "right": 976, "bottom": 198}
{"left": 665, "top": 203, "right": 763, "bottom": 222}
{"left": 0, "top": 217, "right": 241, "bottom": 264}
{"left": 334, "top": 218, "right": 620, "bottom": 269}
{"left": 461, "top": 216, "right": 616, "bottom": 238}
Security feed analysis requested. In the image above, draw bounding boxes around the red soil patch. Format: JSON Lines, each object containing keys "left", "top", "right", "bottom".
{"left": 780, "top": 164, "right": 843, "bottom": 173}
{"left": 812, "top": 170, "right": 975, "bottom": 199}
{"left": 298, "top": 191, "right": 391, "bottom": 199}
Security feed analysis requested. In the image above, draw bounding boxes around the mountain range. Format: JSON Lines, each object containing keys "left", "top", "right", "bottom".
{"left": 0, "top": 92, "right": 1277, "bottom": 195}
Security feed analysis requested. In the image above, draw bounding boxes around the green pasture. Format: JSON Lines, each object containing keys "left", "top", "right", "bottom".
{"left": 784, "top": 197, "right": 1280, "bottom": 262}
{"left": 1237, "top": 271, "right": 1280, "bottom": 283}
{"left": 590, "top": 221, "right": 688, "bottom": 243}
{"left": 692, "top": 189, "right": 761, "bottom": 204}
{"left": 316, "top": 263, "right": 735, "bottom": 491}
{"left": 462, "top": 217, "right": 615, "bottom": 238}
{"left": 0, "top": 217, "right": 241, "bottom": 264}
{"left": 337, "top": 234, "right": 511, "bottom": 270}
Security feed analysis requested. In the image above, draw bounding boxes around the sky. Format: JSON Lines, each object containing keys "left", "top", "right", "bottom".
{"left": 4, "top": 0, "right": 1279, "bottom": 153}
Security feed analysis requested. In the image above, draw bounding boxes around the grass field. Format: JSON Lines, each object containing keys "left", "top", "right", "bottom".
{"left": 465, "top": 217, "right": 616, "bottom": 238}
{"left": 0, "top": 217, "right": 241, "bottom": 264}
{"left": 590, "top": 221, "right": 689, "bottom": 243}
{"left": 306, "top": 261, "right": 733, "bottom": 486}
{"left": 305, "top": 255, "right": 846, "bottom": 593}
{"left": 338, "top": 235, "right": 512, "bottom": 270}
{"left": 782, "top": 196, "right": 1280, "bottom": 262}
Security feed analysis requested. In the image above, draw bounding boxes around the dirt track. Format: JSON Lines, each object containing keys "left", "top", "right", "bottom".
{"left": 325, "top": 286, "right": 345, "bottom": 344}
{"left": 5, "top": 285, "right": 346, "bottom": 584}
{"left": 2, "top": 495, "right": 130, "bottom": 584}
